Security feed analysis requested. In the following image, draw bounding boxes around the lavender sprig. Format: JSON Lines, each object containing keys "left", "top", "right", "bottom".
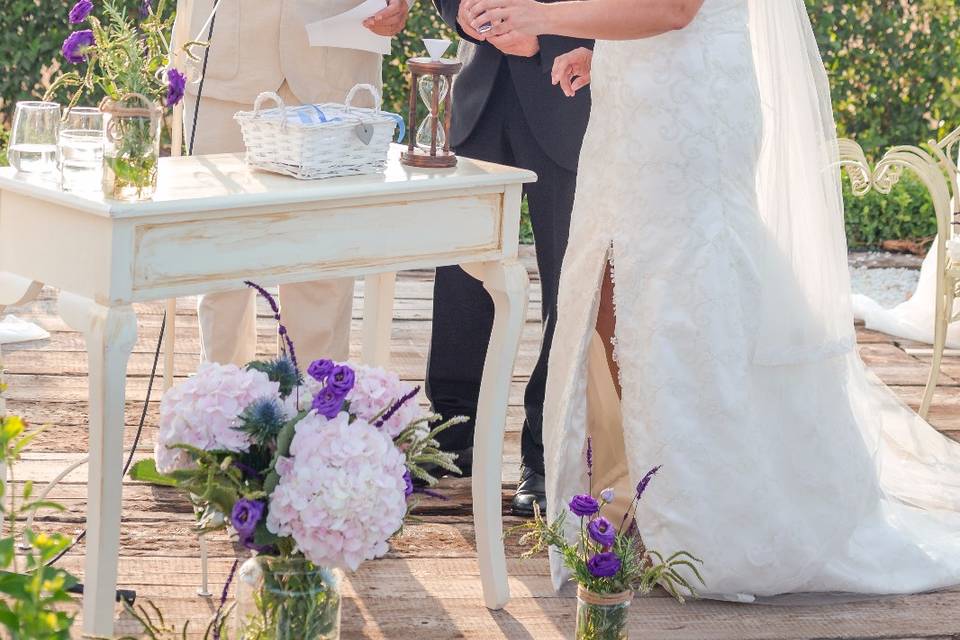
{"left": 212, "top": 557, "right": 239, "bottom": 640}
{"left": 586, "top": 436, "right": 593, "bottom": 493}
{"left": 618, "top": 465, "right": 662, "bottom": 535}
{"left": 375, "top": 385, "right": 421, "bottom": 428}
{"left": 244, "top": 280, "right": 300, "bottom": 377}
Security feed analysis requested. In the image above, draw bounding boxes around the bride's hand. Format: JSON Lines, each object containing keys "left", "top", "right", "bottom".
{"left": 462, "top": 0, "right": 546, "bottom": 38}
{"left": 552, "top": 47, "right": 593, "bottom": 97}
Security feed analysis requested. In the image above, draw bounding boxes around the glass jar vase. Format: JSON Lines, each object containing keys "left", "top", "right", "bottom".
{"left": 101, "top": 94, "right": 161, "bottom": 201}
{"left": 234, "top": 555, "right": 342, "bottom": 640}
{"left": 575, "top": 587, "right": 633, "bottom": 640}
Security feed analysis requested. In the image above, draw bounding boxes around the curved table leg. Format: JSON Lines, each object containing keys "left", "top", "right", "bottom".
{"left": 462, "top": 259, "right": 529, "bottom": 610}
{"left": 60, "top": 294, "right": 137, "bottom": 637}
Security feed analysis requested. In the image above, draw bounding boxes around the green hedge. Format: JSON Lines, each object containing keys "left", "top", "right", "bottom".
{"left": 809, "top": 0, "right": 960, "bottom": 247}
{"left": 3, "top": 1, "right": 959, "bottom": 248}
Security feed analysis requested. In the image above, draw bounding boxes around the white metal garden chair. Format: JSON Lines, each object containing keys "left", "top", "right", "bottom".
{"left": 839, "top": 125, "right": 960, "bottom": 418}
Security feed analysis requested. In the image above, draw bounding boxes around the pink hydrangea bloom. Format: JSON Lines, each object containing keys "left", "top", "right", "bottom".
{"left": 155, "top": 362, "right": 280, "bottom": 473}
{"left": 346, "top": 364, "right": 428, "bottom": 437}
{"left": 266, "top": 411, "right": 408, "bottom": 571}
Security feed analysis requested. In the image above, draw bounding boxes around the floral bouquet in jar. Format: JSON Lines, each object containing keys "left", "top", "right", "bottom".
{"left": 47, "top": 0, "right": 191, "bottom": 200}
{"left": 131, "top": 282, "right": 463, "bottom": 640}
{"left": 510, "top": 439, "right": 704, "bottom": 640}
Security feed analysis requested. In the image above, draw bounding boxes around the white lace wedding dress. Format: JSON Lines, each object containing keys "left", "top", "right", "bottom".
{"left": 544, "top": 0, "right": 960, "bottom": 600}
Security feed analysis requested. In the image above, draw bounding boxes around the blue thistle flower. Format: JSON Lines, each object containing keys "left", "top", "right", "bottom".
{"left": 237, "top": 397, "right": 287, "bottom": 446}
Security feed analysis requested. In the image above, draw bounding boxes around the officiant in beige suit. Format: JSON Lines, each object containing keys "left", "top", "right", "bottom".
{"left": 182, "top": 0, "right": 409, "bottom": 366}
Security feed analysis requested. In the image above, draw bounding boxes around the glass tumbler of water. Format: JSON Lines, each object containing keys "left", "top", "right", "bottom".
{"left": 59, "top": 106, "right": 105, "bottom": 192}
{"left": 9, "top": 101, "right": 61, "bottom": 175}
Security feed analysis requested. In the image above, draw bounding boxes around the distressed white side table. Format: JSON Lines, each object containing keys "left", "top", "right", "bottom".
{"left": 0, "top": 147, "right": 534, "bottom": 636}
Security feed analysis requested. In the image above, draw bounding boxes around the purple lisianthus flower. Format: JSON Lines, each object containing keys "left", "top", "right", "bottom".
{"left": 328, "top": 364, "right": 355, "bottom": 396}
{"left": 312, "top": 386, "right": 347, "bottom": 419}
{"left": 230, "top": 498, "right": 265, "bottom": 544}
{"left": 165, "top": 68, "right": 186, "bottom": 107}
{"left": 600, "top": 487, "right": 615, "bottom": 504}
{"left": 587, "top": 551, "right": 622, "bottom": 578}
{"left": 307, "top": 358, "right": 335, "bottom": 383}
{"left": 587, "top": 516, "right": 616, "bottom": 548}
{"left": 69, "top": 0, "right": 93, "bottom": 24}
{"left": 403, "top": 469, "right": 414, "bottom": 498}
{"left": 569, "top": 494, "right": 600, "bottom": 518}
{"left": 635, "top": 465, "right": 662, "bottom": 501}
{"left": 62, "top": 29, "right": 95, "bottom": 64}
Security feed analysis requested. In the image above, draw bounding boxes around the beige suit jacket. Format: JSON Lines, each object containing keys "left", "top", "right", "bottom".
{"left": 182, "top": 0, "right": 383, "bottom": 107}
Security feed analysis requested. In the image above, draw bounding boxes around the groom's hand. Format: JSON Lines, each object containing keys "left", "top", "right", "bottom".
{"left": 363, "top": 0, "right": 410, "bottom": 36}
{"left": 488, "top": 32, "right": 540, "bottom": 57}
{"left": 457, "top": 0, "right": 488, "bottom": 41}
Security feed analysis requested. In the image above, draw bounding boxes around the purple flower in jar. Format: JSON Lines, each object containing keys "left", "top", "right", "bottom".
{"left": 62, "top": 29, "right": 95, "bottom": 64}
{"left": 569, "top": 494, "right": 600, "bottom": 518}
{"left": 165, "top": 68, "right": 186, "bottom": 107}
{"left": 312, "top": 386, "right": 347, "bottom": 419}
{"left": 230, "top": 498, "right": 265, "bottom": 544}
{"left": 587, "top": 552, "right": 622, "bottom": 578}
{"left": 307, "top": 359, "right": 335, "bottom": 384}
{"left": 68, "top": 0, "right": 93, "bottom": 24}
{"left": 587, "top": 516, "right": 616, "bottom": 548}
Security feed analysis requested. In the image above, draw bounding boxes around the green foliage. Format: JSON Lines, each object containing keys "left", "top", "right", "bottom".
{"left": 809, "top": 0, "right": 960, "bottom": 152}
{"left": 0, "top": 407, "right": 79, "bottom": 640}
{"left": 381, "top": 3, "right": 458, "bottom": 116}
{"left": 0, "top": 0, "right": 151, "bottom": 127}
{"left": 808, "top": 0, "right": 960, "bottom": 247}
{"left": 843, "top": 173, "right": 937, "bottom": 248}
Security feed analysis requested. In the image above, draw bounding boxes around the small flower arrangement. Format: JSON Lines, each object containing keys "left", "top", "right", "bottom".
{"left": 132, "top": 282, "right": 463, "bottom": 639}
{"left": 47, "top": 0, "right": 191, "bottom": 199}
{"left": 511, "top": 439, "right": 703, "bottom": 640}
{"left": 50, "top": 0, "right": 185, "bottom": 112}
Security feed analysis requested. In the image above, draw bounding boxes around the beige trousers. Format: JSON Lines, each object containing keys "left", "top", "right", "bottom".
{"left": 185, "top": 83, "right": 354, "bottom": 366}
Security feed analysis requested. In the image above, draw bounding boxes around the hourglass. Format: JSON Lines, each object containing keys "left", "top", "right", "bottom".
{"left": 401, "top": 39, "right": 462, "bottom": 168}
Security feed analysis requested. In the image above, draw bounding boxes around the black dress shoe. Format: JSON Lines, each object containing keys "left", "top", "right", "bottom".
{"left": 413, "top": 447, "right": 473, "bottom": 487}
{"left": 511, "top": 465, "right": 546, "bottom": 517}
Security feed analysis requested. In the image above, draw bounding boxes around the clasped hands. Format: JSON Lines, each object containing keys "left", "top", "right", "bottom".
{"left": 458, "top": 0, "right": 593, "bottom": 95}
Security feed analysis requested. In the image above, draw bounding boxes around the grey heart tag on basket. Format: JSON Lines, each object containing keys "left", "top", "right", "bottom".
{"left": 354, "top": 123, "right": 374, "bottom": 145}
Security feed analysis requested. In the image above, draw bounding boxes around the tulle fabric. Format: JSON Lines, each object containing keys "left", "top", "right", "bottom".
{"left": 853, "top": 242, "right": 960, "bottom": 349}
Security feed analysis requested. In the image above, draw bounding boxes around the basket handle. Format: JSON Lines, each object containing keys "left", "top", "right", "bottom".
{"left": 253, "top": 91, "right": 288, "bottom": 130}
{"left": 344, "top": 84, "right": 383, "bottom": 113}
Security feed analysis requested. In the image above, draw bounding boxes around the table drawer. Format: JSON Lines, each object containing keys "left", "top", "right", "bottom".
{"left": 132, "top": 192, "right": 504, "bottom": 293}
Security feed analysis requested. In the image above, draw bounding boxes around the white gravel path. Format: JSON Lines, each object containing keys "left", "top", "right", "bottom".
{"left": 848, "top": 251, "right": 921, "bottom": 310}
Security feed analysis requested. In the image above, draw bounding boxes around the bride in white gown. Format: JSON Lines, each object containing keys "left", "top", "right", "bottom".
{"left": 461, "top": 0, "right": 960, "bottom": 600}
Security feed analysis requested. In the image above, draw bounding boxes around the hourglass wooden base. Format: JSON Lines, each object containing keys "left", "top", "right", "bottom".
{"left": 401, "top": 57, "right": 462, "bottom": 169}
{"left": 401, "top": 147, "right": 458, "bottom": 168}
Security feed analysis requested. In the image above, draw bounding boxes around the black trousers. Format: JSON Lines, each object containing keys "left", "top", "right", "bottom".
{"left": 425, "top": 63, "right": 577, "bottom": 475}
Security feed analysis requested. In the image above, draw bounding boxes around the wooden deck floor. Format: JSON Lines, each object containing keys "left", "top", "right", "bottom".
{"left": 4, "top": 252, "right": 960, "bottom": 639}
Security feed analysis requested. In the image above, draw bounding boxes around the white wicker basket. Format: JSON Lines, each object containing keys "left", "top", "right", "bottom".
{"left": 234, "top": 84, "right": 404, "bottom": 180}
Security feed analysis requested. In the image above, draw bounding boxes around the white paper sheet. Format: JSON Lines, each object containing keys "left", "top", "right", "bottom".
{"left": 305, "top": 0, "right": 391, "bottom": 55}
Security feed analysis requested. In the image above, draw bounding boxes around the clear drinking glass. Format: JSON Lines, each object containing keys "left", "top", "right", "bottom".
{"left": 8, "top": 101, "right": 61, "bottom": 175}
{"left": 58, "top": 107, "right": 105, "bottom": 192}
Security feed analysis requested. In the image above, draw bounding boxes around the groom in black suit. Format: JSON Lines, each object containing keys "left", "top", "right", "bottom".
{"left": 425, "top": 0, "right": 592, "bottom": 515}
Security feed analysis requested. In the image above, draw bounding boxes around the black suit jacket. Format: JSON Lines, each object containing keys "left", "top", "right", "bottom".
{"left": 432, "top": 0, "right": 593, "bottom": 172}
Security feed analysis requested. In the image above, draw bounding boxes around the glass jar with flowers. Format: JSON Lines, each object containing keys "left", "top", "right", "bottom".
{"left": 46, "top": 0, "right": 188, "bottom": 200}
{"left": 511, "top": 440, "right": 705, "bottom": 640}
{"left": 131, "top": 281, "right": 465, "bottom": 640}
